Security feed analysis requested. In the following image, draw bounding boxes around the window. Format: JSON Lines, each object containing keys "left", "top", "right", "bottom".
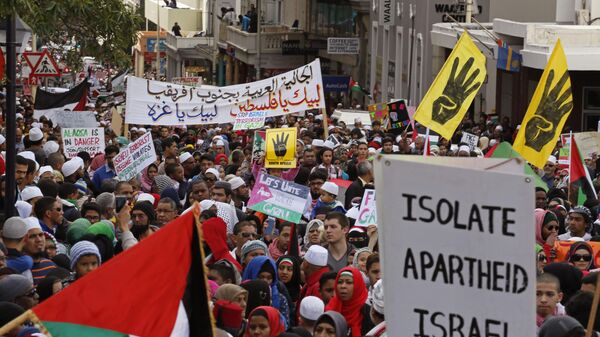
{"left": 583, "top": 87, "right": 600, "bottom": 110}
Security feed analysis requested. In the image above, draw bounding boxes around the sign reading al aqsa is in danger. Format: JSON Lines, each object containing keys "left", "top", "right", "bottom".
{"left": 265, "top": 127, "right": 297, "bottom": 169}
{"left": 62, "top": 128, "right": 105, "bottom": 159}
{"left": 374, "top": 156, "right": 535, "bottom": 337}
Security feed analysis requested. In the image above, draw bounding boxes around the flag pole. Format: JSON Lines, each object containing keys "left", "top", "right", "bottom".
{"left": 28, "top": 310, "right": 52, "bottom": 336}
{"left": 0, "top": 310, "right": 37, "bottom": 336}
{"left": 568, "top": 131, "right": 573, "bottom": 204}
{"left": 585, "top": 275, "right": 600, "bottom": 337}
{"left": 322, "top": 108, "right": 329, "bottom": 139}
{"left": 422, "top": 127, "right": 430, "bottom": 157}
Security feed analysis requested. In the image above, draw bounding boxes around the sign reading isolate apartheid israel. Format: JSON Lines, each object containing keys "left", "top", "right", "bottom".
{"left": 247, "top": 173, "right": 309, "bottom": 223}
{"left": 125, "top": 60, "right": 325, "bottom": 125}
{"left": 113, "top": 132, "right": 157, "bottom": 181}
{"left": 374, "top": 156, "right": 535, "bottom": 337}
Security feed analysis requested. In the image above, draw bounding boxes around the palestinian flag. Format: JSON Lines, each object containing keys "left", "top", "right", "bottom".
{"left": 569, "top": 137, "right": 597, "bottom": 206}
{"left": 33, "top": 80, "right": 89, "bottom": 121}
{"left": 25, "top": 209, "right": 214, "bottom": 337}
{"left": 110, "top": 69, "right": 128, "bottom": 93}
{"left": 349, "top": 77, "right": 371, "bottom": 96}
{"left": 485, "top": 141, "right": 549, "bottom": 191}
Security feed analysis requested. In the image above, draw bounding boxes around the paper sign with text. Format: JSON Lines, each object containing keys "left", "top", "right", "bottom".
{"left": 233, "top": 111, "right": 266, "bottom": 131}
{"left": 461, "top": 132, "right": 479, "bottom": 150}
{"left": 374, "top": 156, "right": 535, "bottom": 337}
{"left": 125, "top": 60, "right": 325, "bottom": 125}
{"left": 62, "top": 128, "right": 105, "bottom": 159}
{"left": 252, "top": 131, "right": 266, "bottom": 163}
{"left": 265, "top": 127, "right": 297, "bottom": 168}
{"left": 356, "top": 189, "right": 376, "bottom": 227}
{"left": 248, "top": 172, "right": 310, "bottom": 223}
{"left": 55, "top": 111, "right": 98, "bottom": 128}
{"left": 113, "top": 132, "right": 157, "bottom": 181}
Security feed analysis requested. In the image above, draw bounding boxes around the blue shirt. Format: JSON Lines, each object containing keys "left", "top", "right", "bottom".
{"left": 92, "top": 164, "right": 116, "bottom": 190}
{"left": 242, "top": 16, "right": 250, "bottom": 32}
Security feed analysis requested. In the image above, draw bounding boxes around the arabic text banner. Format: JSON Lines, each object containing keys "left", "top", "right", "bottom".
{"left": 125, "top": 60, "right": 326, "bottom": 126}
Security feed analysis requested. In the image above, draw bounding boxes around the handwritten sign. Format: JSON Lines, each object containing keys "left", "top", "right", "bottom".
{"left": 573, "top": 132, "right": 600, "bottom": 158}
{"left": 265, "top": 127, "right": 297, "bottom": 169}
{"left": 62, "top": 128, "right": 105, "bottom": 159}
{"left": 248, "top": 172, "right": 310, "bottom": 223}
{"left": 233, "top": 111, "right": 266, "bottom": 131}
{"left": 356, "top": 189, "right": 376, "bottom": 227}
{"left": 368, "top": 103, "right": 390, "bottom": 129}
{"left": 113, "top": 132, "right": 157, "bottom": 181}
{"left": 460, "top": 132, "right": 479, "bottom": 151}
{"left": 125, "top": 60, "right": 325, "bottom": 126}
{"left": 252, "top": 131, "right": 266, "bottom": 163}
{"left": 375, "top": 156, "right": 535, "bottom": 337}
{"left": 388, "top": 99, "right": 411, "bottom": 130}
{"left": 54, "top": 111, "right": 97, "bottom": 128}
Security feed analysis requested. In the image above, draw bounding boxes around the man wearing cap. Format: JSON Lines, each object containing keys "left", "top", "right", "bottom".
{"left": 26, "top": 127, "right": 47, "bottom": 165}
{"left": 300, "top": 245, "right": 330, "bottom": 301}
{"left": 62, "top": 157, "right": 84, "bottom": 185}
{"left": 558, "top": 206, "right": 593, "bottom": 241}
{"left": 1, "top": 217, "right": 34, "bottom": 279}
{"left": 23, "top": 218, "right": 57, "bottom": 285}
{"left": 240, "top": 239, "right": 268, "bottom": 267}
{"left": 34, "top": 196, "right": 64, "bottom": 237}
{"left": 0, "top": 274, "right": 39, "bottom": 310}
{"left": 366, "top": 279, "right": 386, "bottom": 337}
{"left": 542, "top": 156, "right": 558, "bottom": 189}
{"left": 180, "top": 152, "right": 198, "bottom": 180}
{"left": 296, "top": 296, "right": 325, "bottom": 335}
{"left": 229, "top": 177, "right": 249, "bottom": 210}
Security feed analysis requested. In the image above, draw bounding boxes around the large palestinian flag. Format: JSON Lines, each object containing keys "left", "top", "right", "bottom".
{"left": 485, "top": 141, "right": 549, "bottom": 191}
{"left": 569, "top": 137, "right": 597, "bottom": 206}
{"left": 33, "top": 80, "right": 89, "bottom": 121}
{"left": 19, "top": 208, "right": 214, "bottom": 336}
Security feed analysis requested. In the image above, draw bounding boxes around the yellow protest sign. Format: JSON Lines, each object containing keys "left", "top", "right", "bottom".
{"left": 413, "top": 32, "right": 486, "bottom": 140}
{"left": 265, "top": 127, "right": 297, "bottom": 168}
{"left": 513, "top": 39, "right": 573, "bottom": 169}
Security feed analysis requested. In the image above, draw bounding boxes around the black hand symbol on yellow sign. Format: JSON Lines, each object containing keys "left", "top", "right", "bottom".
{"left": 524, "top": 70, "right": 573, "bottom": 151}
{"left": 273, "top": 133, "right": 289, "bottom": 157}
{"left": 432, "top": 57, "right": 482, "bottom": 124}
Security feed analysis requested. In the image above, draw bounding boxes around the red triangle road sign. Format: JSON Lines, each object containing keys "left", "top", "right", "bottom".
{"left": 23, "top": 51, "right": 43, "bottom": 70}
{"left": 31, "top": 50, "right": 61, "bottom": 77}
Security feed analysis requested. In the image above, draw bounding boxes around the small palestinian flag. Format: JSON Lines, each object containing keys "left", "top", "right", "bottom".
{"left": 569, "top": 136, "right": 597, "bottom": 206}
{"left": 349, "top": 77, "right": 370, "bottom": 97}
{"left": 33, "top": 80, "right": 89, "bottom": 121}
{"left": 25, "top": 209, "right": 214, "bottom": 337}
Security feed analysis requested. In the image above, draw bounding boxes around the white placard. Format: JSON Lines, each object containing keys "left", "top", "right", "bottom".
{"left": 62, "top": 128, "right": 105, "bottom": 159}
{"left": 327, "top": 38, "right": 360, "bottom": 55}
{"left": 356, "top": 189, "right": 376, "bottom": 227}
{"left": 461, "top": 132, "right": 479, "bottom": 150}
{"left": 113, "top": 132, "right": 157, "bottom": 181}
{"left": 374, "top": 156, "right": 535, "bottom": 337}
{"left": 125, "top": 60, "right": 325, "bottom": 126}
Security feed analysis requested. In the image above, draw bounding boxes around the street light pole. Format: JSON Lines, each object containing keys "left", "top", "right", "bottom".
{"left": 156, "top": 0, "right": 161, "bottom": 78}
{"left": 256, "top": 0, "right": 261, "bottom": 80}
{"left": 4, "top": 11, "right": 17, "bottom": 218}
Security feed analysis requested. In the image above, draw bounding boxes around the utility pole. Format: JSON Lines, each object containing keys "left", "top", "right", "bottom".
{"left": 256, "top": 0, "right": 261, "bottom": 80}
{"left": 4, "top": 10, "right": 17, "bottom": 217}
{"left": 156, "top": 0, "right": 161, "bottom": 78}
{"left": 466, "top": 0, "right": 473, "bottom": 23}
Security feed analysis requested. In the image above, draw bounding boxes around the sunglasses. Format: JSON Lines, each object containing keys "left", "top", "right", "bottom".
{"left": 23, "top": 288, "right": 37, "bottom": 298}
{"left": 546, "top": 225, "right": 559, "bottom": 231}
{"left": 570, "top": 254, "right": 592, "bottom": 262}
{"left": 538, "top": 255, "right": 547, "bottom": 262}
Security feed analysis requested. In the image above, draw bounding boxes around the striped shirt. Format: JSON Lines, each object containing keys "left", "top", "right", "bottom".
{"left": 32, "top": 258, "right": 57, "bottom": 285}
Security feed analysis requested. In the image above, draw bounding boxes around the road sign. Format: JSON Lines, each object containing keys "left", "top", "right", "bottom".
{"left": 31, "top": 50, "right": 61, "bottom": 77}
{"left": 23, "top": 52, "right": 43, "bottom": 71}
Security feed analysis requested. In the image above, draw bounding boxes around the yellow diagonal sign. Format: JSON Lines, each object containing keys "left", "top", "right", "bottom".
{"left": 413, "top": 32, "right": 486, "bottom": 140}
{"left": 513, "top": 39, "right": 573, "bottom": 169}
{"left": 265, "top": 127, "right": 297, "bottom": 168}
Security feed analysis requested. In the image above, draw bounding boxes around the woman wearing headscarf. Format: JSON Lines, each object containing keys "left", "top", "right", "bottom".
{"left": 242, "top": 256, "right": 292, "bottom": 325}
{"left": 240, "top": 280, "right": 271, "bottom": 318}
{"left": 535, "top": 209, "right": 560, "bottom": 263}
{"left": 141, "top": 163, "right": 158, "bottom": 193}
{"left": 325, "top": 267, "right": 373, "bottom": 337}
{"left": 244, "top": 306, "right": 286, "bottom": 337}
{"left": 566, "top": 241, "right": 596, "bottom": 274}
{"left": 313, "top": 311, "right": 349, "bottom": 337}
{"left": 277, "top": 255, "right": 302, "bottom": 305}
{"left": 203, "top": 217, "right": 243, "bottom": 272}
{"left": 303, "top": 219, "right": 323, "bottom": 252}
{"left": 352, "top": 247, "right": 372, "bottom": 288}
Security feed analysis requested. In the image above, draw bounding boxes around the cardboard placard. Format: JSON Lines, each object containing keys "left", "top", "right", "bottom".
{"left": 248, "top": 172, "right": 310, "bottom": 223}
{"left": 62, "top": 128, "right": 105, "bottom": 159}
{"left": 113, "top": 132, "right": 157, "bottom": 181}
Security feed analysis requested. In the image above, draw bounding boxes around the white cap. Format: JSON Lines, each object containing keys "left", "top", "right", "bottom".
{"left": 39, "top": 165, "right": 53, "bottom": 176}
{"left": 229, "top": 176, "right": 246, "bottom": 190}
{"left": 321, "top": 181, "right": 338, "bottom": 196}
{"left": 215, "top": 139, "right": 225, "bottom": 147}
{"left": 29, "top": 127, "right": 44, "bottom": 142}
{"left": 495, "top": 125, "right": 503, "bottom": 132}
{"left": 548, "top": 155, "right": 558, "bottom": 164}
{"left": 312, "top": 139, "right": 324, "bottom": 147}
{"left": 371, "top": 279, "right": 385, "bottom": 314}
{"left": 196, "top": 139, "right": 204, "bottom": 146}
{"left": 25, "top": 217, "right": 42, "bottom": 232}
{"left": 43, "top": 141, "right": 60, "bottom": 156}
{"left": 304, "top": 245, "right": 328, "bottom": 267}
{"left": 15, "top": 201, "right": 32, "bottom": 218}
{"left": 130, "top": 127, "right": 138, "bottom": 132}
{"left": 323, "top": 140, "right": 335, "bottom": 149}
{"left": 137, "top": 193, "right": 155, "bottom": 204}
{"left": 73, "top": 156, "right": 85, "bottom": 170}
{"left": 16, "top": 113, "right": 24, "bottom": 119}
{"left": 21, "top": 186, "right": 43, "bottom": 202}
{"left": 18, "top": 151, "right": 36, "bottom": 162}
{"left": 0, "top": 134, "right": 5, "bottom": 145}
{"left": 62, "top": 158, "right": 81, "bottom": 177}
{"left": 31, "top": 122, "right": 43, "bottom": 129}
{"left": 300, "top": 296, "right": 325, "bottom": 321}
{"left": 205, "top": 168, "right": 220, "bottom": 180}
{"left": 138, "top": 128, "right": 147, "bottom": 133}
{"left": 458, "top": 145, "right": 471, "bottom": 154}
{"left": 179, "top": 152, "right": 193, "bottom": 164}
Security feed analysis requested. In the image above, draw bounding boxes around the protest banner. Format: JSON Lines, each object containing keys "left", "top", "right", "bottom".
{"left": 265, "top": 127, "right": 297, "bottom": 168}
{"left": 252, "top": 131, "right": 266, "bottom": 163}
{"left": 233, "top": 111, "right": 266, "bottom": 131}
{"left": 388, "top": 99, "right": 411, "bottom": 131}
{"left": 125, "top": 60, "right": 325, "bottom": 126}
{"left": 461, "top": 132, "right": 479, "bottom": 150}
{"left": 374, "top": 156, "right": 535, "bottom": 337}
{"left": 111, "top": 106, "right": 124, "bottom": 136}
{"left": 248, "top": 172, "right": 310, "bottom": 223}
{"left": 113, "top": 132, "right": 157, "bottom": 181}
{"left": 368, "top": 102, "right": 390, "bottom": 129}
{"left": 573, "top": 132, "right": 600, "bottom": 158}
{"left": 61, "top": 128, "right": 105, "bottom": 159}
{"left": 355, "top": 189, "right": 376, "bottom": 227}
{"left": 54, "top": 111, "right": 97, "bottom": 128}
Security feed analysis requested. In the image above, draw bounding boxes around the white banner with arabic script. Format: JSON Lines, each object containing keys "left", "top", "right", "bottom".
{"left": 125, "top": 59, "right": 325, "bottom": 126}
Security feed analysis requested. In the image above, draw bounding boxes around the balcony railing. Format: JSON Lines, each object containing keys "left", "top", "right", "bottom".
{"left": 225, "top": 25, "right": 305, "bottom": 53}
{"left": 166, "top": 31, "right": 213, "bottom": 50}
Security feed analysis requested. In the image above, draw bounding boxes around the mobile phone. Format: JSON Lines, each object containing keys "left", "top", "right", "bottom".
{"left": 265, "top": 217, "right": 276, "bottom": 235}
{"left": 115, "top": 195, "right": 127, "bottom": 213}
